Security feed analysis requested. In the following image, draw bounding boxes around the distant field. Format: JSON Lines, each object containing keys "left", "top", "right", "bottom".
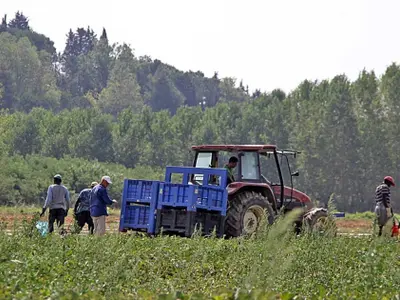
{"left": 0, "top": 206, "right": 121, "bottom": 234}
{"left": 0, "top": 206, "right": 390, "bottom": 235}
{"left": 0, "top": 208, "right": 399, "bottom": 299}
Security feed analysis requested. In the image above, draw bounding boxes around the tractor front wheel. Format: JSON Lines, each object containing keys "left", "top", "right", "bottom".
{"left": 225, "top": 191, "right": 274, "bottom": 238}
{"left": 303, "top": 208, "right": 337, "bottom": 236}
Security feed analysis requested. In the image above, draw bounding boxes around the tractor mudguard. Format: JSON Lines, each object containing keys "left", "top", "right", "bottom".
{"left": 227, "top": 182, "right": 277, "bottom": 211}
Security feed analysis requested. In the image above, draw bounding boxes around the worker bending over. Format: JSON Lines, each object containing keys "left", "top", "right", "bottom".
{"left": 74, "top": 181, "right": 97, "bottom": 234}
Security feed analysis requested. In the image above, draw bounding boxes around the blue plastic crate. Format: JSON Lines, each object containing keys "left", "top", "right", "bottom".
{"left": 158, "top": 167, "right": 229, "bottom": 214}
{"left": 333, "top": 212, "right": 345, "bottom": 218}
{"left": 125, "top": 180, "right": 157, "bottom": 203}
{"left": 122, "top": 203, "right": 151, "bottom": 229}
{"left": 119, "top": 179, "right": 159, "bottom": 234}
{"left": 196, "top": 186, "right": 227, "bottom": 215}
{"left": 164, "top": 166, "right": 228, "bottom": 188}
{"left": 157, "top": 183, "right": 196, "bottom": 210}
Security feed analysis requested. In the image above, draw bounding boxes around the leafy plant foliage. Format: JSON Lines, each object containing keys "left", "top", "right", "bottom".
{"left": 0, "top": 215, "right": 399, "bottom": 299}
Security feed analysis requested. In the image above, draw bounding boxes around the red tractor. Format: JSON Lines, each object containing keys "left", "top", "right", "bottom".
{"left": 190, "top": 144, "right": 330, "bottom": 237}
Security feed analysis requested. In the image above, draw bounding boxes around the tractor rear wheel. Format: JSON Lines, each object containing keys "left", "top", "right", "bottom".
{"left": 225, "top": 191, "right": 274, "bottom": 238}
{"left": 303, "top": 208, "right": 337, "bottom": 236}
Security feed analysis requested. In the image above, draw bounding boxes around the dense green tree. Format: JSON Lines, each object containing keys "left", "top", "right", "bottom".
{"left": 352, "top": 70, "right": 388, "bottom": 210}
{"left": 60, "top": 27, "right": 98, "bottom": 107}
{"left": 172, "top": 106, "right": 203, "bottom": 165}
{"left": 0, "top": 33, "right": 60, "bottom": 111}
{"left": 96, "top": 28, "right": 113, "bottom": 90}
{"left": 8, "top": 11, "right": 29, "bottom": 30}
{"left": 0, "top": 15, "right": 7, "bottom": 32}
{"left": 94, "top": 44, "right": 142, "bottom": 115}
{"left": 9, "top": 113, "right": 42, "bottom": 156}
{"left": 113, "top": 107, "right": 152, "bottom": 168}
{"left": 219, "top": 77, "right": 249, "bottom": 103}
{"left": 3, "top": 11, "right": 400, "bottom": 211}
{"left": 380, "top": 64, "right": 400, "bottom": 167}
{"left": 149, "top": 65, "right": 185, "bottom": 113}
{"left": 1, "top": 12, "right": 56, "bottom": 57}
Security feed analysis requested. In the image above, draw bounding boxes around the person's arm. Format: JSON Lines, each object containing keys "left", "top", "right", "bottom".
{"left": 74, "top": 192, "right": 82, "bottom": 214}
{"left": 43, "top": 186, "right": 52, "bottom": 208}
{"left": 65, "top": 188, "right": 70, "bottom": 211}
{"left": 99, "top": 188, "right": 114, "bottom": 206}
{"left": 382, "top": 186, "right": 390, "bottom": 208}
{"left": 41, "top": 186, "right": 52, "bottom": 216}
{"left": 228, "top": 172, "right": 235, "bottom": 183}
{"left": 382, "top": 195, "right": 388, "bottom": 207}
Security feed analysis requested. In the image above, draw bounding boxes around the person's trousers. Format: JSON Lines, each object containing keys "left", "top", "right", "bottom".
{"left": 92, "top": 215, "right": 106, "bottom": 236}
{"left": 76, "top": 211, "right": 94, "bottom": 234}
{"left": 375, "top": 203, "right": 391, "bottom": 227}
{"left": 48, "top": 208, "right": 66, "bottom": 233}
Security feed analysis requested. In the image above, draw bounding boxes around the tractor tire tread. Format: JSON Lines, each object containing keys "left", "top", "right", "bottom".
{"left": 225, "top": 191, "right": 274, "bottom": 238}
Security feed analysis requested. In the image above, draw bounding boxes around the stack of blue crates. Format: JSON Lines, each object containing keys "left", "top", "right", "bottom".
{"left": 119, "top": 166, "right": 228, "bottom": 237}
{"left": 157, "top": 167, "right": 227, "bottom": 213}
{"left": 155, "top": 167, "right": 228, "bottom": 236}
{"left": 119, "top": 179, "right": 160, "bottom": 234}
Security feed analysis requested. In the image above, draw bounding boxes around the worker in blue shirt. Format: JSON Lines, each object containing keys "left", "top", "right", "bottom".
{"left": 90, "top": 176, "right": 117, "bottom": 236}
{"left": 40, "top": 174, "right": 70, "bottom": 234}
{"left": 74, "top": 181, "right": 98, "bottom": 234}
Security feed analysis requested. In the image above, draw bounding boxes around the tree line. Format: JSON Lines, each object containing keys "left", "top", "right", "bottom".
{"left": 1, "top": 11, "right": 399, "bottom": 212}
{"left": 0, "top": 11, "right": 252, "bottom": 115}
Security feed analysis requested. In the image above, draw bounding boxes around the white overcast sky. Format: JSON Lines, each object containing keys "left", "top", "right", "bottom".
{"left": 2, "top": 0, "right": 400, "bottom": 93}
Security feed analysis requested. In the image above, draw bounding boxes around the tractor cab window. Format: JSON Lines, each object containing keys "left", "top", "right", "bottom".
{"left": 259, "top": 154, "right": 280, "bottom": 185}
{"left": 193, "top": 152, "right": 215, "bottom": 184}
{"left": 195, "top": 152, "right": 213, "bottom": 169}
{"left": 239, "top": 151, "right": 260, "bottom": 181}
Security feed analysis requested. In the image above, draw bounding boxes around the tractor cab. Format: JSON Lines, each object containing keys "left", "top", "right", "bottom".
{"left": 189, "top": 144, "right": 317, "bottom": 236}
{"left": 191, "top": 144, "right": 312, "bottom": 212}
{"left": 191, "top": 145, "right": 273, "bottom": 185}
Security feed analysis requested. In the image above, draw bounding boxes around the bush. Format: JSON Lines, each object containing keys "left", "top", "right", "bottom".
{"left": 0, "top": 155, "right": 163, "bottom": 206}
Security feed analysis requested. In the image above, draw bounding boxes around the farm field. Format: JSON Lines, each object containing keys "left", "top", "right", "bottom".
{"left": 1, "top": 207, "right": 400, "bottom": 299}
{"left": 0, "top": 206, "right": 385, "bottom": 235}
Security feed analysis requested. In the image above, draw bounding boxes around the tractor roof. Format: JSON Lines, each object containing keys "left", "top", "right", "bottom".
{"left": 191, "top": 144, "right": 277, "bottom": 152}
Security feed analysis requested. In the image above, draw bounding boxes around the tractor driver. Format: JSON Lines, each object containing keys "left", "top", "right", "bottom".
{"left": 225, "top": 156, "right": 238, "bottom": 186}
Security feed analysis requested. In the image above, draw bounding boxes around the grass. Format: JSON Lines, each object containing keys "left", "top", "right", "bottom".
{"left": 342, "top": 211, "right": 400, "bottom": 220}
{"left": 0, "top": 211, "right": 400, "bottom": 299}
{"left": 0, "top": 205, "right": 39, "bottom": 214}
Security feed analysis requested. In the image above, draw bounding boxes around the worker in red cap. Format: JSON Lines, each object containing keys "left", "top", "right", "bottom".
{"left": 375, "top": 176, "right": 395, "bottom": 236}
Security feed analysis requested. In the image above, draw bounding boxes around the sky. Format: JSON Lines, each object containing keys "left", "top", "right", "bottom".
{"left": 3, "top": 0, "right": 400, "bottom": 94}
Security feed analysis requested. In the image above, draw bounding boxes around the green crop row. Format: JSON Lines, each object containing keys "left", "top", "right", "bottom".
{"left": 0, "top": 213, "right": 399, "bottom": 299}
